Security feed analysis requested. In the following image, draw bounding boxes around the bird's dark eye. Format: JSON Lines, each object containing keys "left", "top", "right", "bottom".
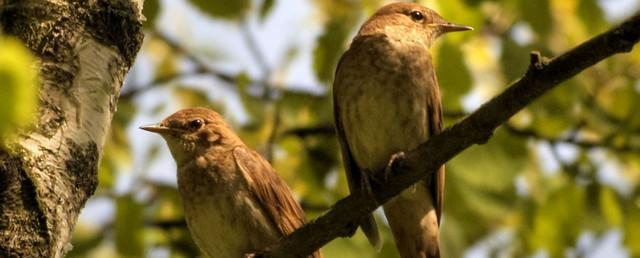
{"left": 188, "top": 119, "right": 204, "bottom": 130}
{"left": 410, "top": 11, "right": 424, "bottom": 21}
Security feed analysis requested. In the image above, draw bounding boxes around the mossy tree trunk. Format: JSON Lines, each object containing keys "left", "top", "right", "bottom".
{"left": 0, "top": 0, "right": 143, "bottom": 257}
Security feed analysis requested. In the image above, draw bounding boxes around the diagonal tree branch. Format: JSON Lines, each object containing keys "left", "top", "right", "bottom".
{"left": 260, "top": 11, "right": 640, "bottom": 258}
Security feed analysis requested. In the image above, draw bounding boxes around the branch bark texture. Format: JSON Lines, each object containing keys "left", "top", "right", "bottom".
{"left": 0, "top": 0, "right": 143, "bottom": 257}
{"left": 261, "top": 11, "right": 640, "bottom": 258}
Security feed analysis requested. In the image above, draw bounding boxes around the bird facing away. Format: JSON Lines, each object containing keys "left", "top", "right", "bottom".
{"left": 140, "top": 108, "right": 321, "bottom": 258}
{"left": 333, "top": 2, "right": 472, "bottom": 258}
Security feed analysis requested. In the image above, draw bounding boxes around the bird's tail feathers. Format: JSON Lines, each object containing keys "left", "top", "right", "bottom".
{"left": 361, "top": 214, "right": 383, "bottom": 251}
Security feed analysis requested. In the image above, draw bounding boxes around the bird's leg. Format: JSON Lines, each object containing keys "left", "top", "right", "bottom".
{"left": 384, "top": 151, "right": 406, "bottom": 181}
{"left": 244, "top": 252, "right": 263, "bottom": 258}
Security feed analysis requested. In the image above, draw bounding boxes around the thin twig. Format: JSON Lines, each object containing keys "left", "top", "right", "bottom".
{"left": 122, "top": 29, "right": 322, "bottom": 103}
{"left": 151, "top": 29, "right": 236, "bottom": 85}
{"left": 240, "top": 19, "right": 282, "bottom": 162}
{"left": 120, "top": 69, "right": 209, "bottom": 100}
{"left": 240, "top": 21, "right": 272, "bottom": 79}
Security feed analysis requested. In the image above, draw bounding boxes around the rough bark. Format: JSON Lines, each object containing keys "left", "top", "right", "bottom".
{"left": 260, "top": 11, "right": 640, "bottom": 258}
{"left": 0, "top": 0, "right": 143, "bottom": 257}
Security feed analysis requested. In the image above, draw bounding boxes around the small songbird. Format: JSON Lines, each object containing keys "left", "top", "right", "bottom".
{"left": 333, "top": 2, "right": 471, "bottom": 258}
{"left": 140, "top": 108, "right": 322, "bottom": 258}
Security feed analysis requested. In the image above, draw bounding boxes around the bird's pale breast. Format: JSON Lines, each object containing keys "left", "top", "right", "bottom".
{"left": 336, "top": 36, "right": 433, "bottom": 172}
{"left": 177, "top": 154, "right": 279, "bottom": 258}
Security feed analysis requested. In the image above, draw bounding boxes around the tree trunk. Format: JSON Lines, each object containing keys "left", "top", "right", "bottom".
{"left": 0, "top": 0, "right": 143, "bottom": 257}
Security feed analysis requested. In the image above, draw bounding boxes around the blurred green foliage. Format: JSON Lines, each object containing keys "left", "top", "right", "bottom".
{"left": 190, "top": 0, "right": 250, "bottom": 20}
{"left": 0, "top": 36, "right": 39, "bottom": 146}
{"left": 66, "top": 0, "right": 640, "bottom": 257}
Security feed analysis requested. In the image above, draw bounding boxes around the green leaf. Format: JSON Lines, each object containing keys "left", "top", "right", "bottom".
{"left": 66, "top": 231, "right": 103, "bottom": 257}
{"left": 115, "top": 195, "right": 144, "bottom": 256}
{"left": 154, "top": 48, "right": 178, "bottom": 82}
{"left": 462, "top": 0, "right": 482, "bottom": 7}
{"left": 436, "top": 40, "right": 472, "bottom": 111}
{"left": 0, "top": 37, "right": 38, "bottom": 144}
{"left": 236, "top": 72, "right": 267, "bottom": 126}
{"left": 599, "top": 186, "right": 623, "bottom": 227}
{"left": 312, "top": 16, "right": 356, "bottom": 84}
{"left": 188, "top": 0, "right": 250, "bottom": 20}
{"left": 312, "top": 0, "right": 362, "bottom": 84}
{"left": 279, "top": 90, "right": 332, "bottom": 123}
{"left": 595, "top": 79, "right": 639, "bottom": 121}
{"left": 172, "top": 86, "right": 221, "bottom": 110}
{"left": 273, "top": 136, "right": 325, "bottom": 201}
{"left": 577, "top": 0, "right": 608, "bottom": 33}
{"left": 99, "top": 100, "right": 136, "bottom": 188}
{"left": 500, "top": 36, "right": 530, "bottom": 82}
{"left": 517, "top": 0, "right": 553, "bottom": 37}
{"left": 142, "top": 0, "right": 160, "bottom": 28}
{"left": 625, "top": 202, "right": 640, "bottom": 257}
{"left": 435, "top": 0, "right": 483, "bottom": 33}
{"left": 440, "top": 214, "right": 468, "bottom": 258}
{"left": 529, "top": 182, "right": 585, "bottom": 258}
{"left": 528, "top": 79, "right": 583, "bottom": 136}
{"left": 98, "top": 158, "right": 116, "bottom": 189}
{"left": 449, "top": 128, "right": 527, "bottom": 192}
{"left": 259, "top": 0, "right": 275, "bottom": 21}
{"left": 302, "top": 134, "right": 338, "bottom": 185}
{"left": 150, "top": 184, "right": 186, "bottom": 222}
{"left": 322, "top": 231, "right": 391, "bottom": 258}
{"left": 443, "top": 128, "right": 527, "bottom": 254}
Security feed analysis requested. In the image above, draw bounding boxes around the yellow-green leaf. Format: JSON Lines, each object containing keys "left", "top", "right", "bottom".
{"left": 625, "top": 201, "right": 640, "bottom": 257}
{"left": 500, "top": 36, "right": 530, "bottom": 82}
{"left": 259, "top": 0, "right": 275, "bottom": 21}
{"left": 143, "top": 0, "right": 161, "bottom": 28}
{"left": 599, "top": 186, "right": 623, "bottom": 227}
{"left": 312, "top": 1, "right": 360, "bottom": 84}
{"left": 188, "top": 0, "right": 250, "bottom": 20}
{"left": 115, "top": 195, "right": 144, "bottom": 256}
{"left": 577, "top": 0, "right": 608, "bottom": 33}
{"left": 517, "top": 0, "right": 552, "bottom": 37}
{"left": 0, "top": 37, "right": 38, "bottom": 144}
{"left": 529, "top": 182, "right": 585, "bottom": 257}
{"left": 436, "top": 40, "right": 472, "bottom": 110}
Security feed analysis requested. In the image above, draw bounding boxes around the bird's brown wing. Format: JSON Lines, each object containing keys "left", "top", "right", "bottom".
{"left": 426, "top": 66, "right": 445, "bottom": 224}
{"left": 332, "top": 47, "right": 382, "bottom": 250}
{"left": 233, "top": 147, "right": 322, "bottom": 258}
{"left": 233, "top": 147, "right": 305, "bottom": 234}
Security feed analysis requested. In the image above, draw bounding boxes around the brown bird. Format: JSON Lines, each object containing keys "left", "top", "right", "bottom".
{"left": 333, "top": 2, "right": 471, "bottom": 258}
{"left": 140, "top": 108, "right": 321, "bottom": 258}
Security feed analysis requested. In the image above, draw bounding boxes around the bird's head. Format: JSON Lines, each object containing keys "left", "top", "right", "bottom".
{"left": 140, "top": 108, "right": 243, "bottom": 165}
{"left": 359, "top": 2, "right": 472, "bottom": 47}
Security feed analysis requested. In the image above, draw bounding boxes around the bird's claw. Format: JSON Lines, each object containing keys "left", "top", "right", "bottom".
{"left": 383, "top": 151, "right": 406, "bottom": 181}
{"left": 244, "top": 252, "right": 264, "bottom": 258}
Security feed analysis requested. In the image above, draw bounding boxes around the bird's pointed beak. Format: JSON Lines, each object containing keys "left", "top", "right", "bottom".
{"left": 139, "top": 123, "right": 172, "bottom": 134}
{"left": 438, "top": 22, "right": 473, "bottom": 33}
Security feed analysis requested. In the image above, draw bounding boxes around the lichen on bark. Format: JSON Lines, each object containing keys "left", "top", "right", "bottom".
{"left": 0, "top": 148, "right": 49, "bottom": 258}
{"left": 65, "top": 140, "right": 99, "bottom": 202}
